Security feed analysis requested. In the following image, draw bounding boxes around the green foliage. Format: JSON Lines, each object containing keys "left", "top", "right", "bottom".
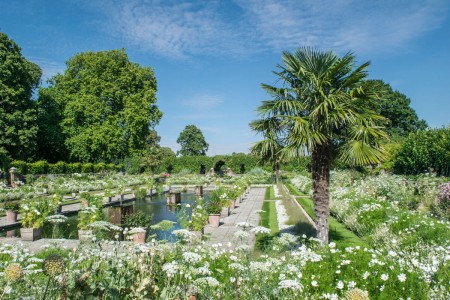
{"left": 176, "top": 124, "right": 209, "bottom": 156}
{"left": 368, "top": 80, "right": 427, "bottom": 137}
{"left": 38, "top": 49, "right": 162, "bottom": 162}
{"left": 123, "top": 155, "right": 142, "bottom": 174}
{"left": 66, "top": 162, "right": 81, "bottom": 173}
{"left": 20, "top": 197, "right": 57, "bottom": 228}
{"left": 394, "top": 127, "right": 450, "bottom": 176}
{"left": 0, "top": 32, "right": 41, "bottom": 161}
{"left": 27, "top": 160, "right": 48, "bottom": 174}
{"left": 156, "top": 153, "right": 260, "bottom": 174}
{"left": 48, "top": 161, "right": 66, "bottom": 174}
{"left": 81, "top": 163, "right": 93, "bottom": 173}
{"left": 122, "top": 210, "right": 152, "bottom": 228}
{"left": 10, "top": 160, "right": 27, "bottom": 174}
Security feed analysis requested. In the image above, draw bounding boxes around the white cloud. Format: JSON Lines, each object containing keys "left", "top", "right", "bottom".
{"left": 92, "top": 0, "right": 448, "bottom": 59}
{"left": 29, "top": 57, "right": 65, "bottom": 81}
{"left": 182, "top": 94, "right": 223, "bottom": 109}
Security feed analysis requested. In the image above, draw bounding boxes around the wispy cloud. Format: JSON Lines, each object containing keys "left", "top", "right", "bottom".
{"left": 182, "top": 94, "right": 223, "bottom": 109}
{"left": 91, "top": 0, "right": 448, "bottom": 59}
{"left": 29, "top": 57, "right": 65, "bottom": 81}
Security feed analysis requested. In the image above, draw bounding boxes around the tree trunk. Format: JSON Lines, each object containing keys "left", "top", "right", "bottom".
{"left": 274, "top": 160, "right": 280, "bottom": 184}
{"left": 311, "top": 143, "right": 332, "bottom": 244}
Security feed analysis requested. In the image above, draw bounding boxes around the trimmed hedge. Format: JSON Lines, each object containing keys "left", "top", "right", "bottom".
{"left": 10, "top": 160, "right": 121, "bottom": 175}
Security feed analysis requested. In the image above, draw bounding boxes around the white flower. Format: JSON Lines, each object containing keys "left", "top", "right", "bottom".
{"left": 337, "top": 281, "right": 344, "bottom": 290}
{"left": 250, "top": 226, "right": 271, "bottom": 235}
{"left": 182, "top": 252, "right": 202, "bottom": 264}
{"left": 398, "top": 273, "right": 407, "bottom": 282}
{"left": 348, "top": 281, "right": 356, "bottom": 288}
{"left": 381, "top": 274, "right": 389, "bottom": 281}
{"left": 311, "top": 280, "right": 318, "bottom": 287}
{"left": 278, "top": 279, "right": 303, "bottom": 291}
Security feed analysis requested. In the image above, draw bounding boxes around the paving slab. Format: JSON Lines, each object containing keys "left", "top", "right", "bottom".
{"left": 204, "top": 187, "right": 265, "bottom": 249}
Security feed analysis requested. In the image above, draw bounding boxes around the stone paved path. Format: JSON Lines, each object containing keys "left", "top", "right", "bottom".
{"left": 204, "top": 187, "right": 265, "bottom": 249}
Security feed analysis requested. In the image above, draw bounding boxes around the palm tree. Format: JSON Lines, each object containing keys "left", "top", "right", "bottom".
{"left": 249, "top": 117, "right": 285, "bottom": 183}
{"left": 254, "top": 47, "right": 387, "bottom": 243}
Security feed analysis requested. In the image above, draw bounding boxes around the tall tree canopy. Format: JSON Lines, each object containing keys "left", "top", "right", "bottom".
{"left": 38, "top": 50, "right": 162, "bottom": 162}
{"left": 177, "top": 125, "right": 209, "bottom": 156}
{"left": 369, "top": 80, "right": 427, "bottom": 136}
{"left": 0, "top": 32, "right": 41, "bottom": 163}
{"left": 253, "top": 47, "right": 387, "bottom": 243}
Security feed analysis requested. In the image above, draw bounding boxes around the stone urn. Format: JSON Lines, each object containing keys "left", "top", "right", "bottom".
{"left": 20, "top": 228, "right": 42, "bottom": 241}
{"left": 208, "top": 214, "right": 220, "bottom": 228}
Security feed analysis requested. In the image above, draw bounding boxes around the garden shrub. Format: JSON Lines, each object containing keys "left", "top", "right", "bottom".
{"left": 66, "top": 162, "right": 81, "bottom": 173}
{"left": 93, "top": 162, "right": 106, "bottom": 173}
{"left": 81, "top": 163, "right": 93, "bottom": 173}
{"left": 27, "top": 160, "right": 48, "bottom": 174}
{"left": 10, "top": 160, "right": 27, "bottom": 174}
{"left": 48, "top": 161, "right": 66, "bottom": 174}
{"left": 394, "top": 127, "right": 450, "bottom": 176}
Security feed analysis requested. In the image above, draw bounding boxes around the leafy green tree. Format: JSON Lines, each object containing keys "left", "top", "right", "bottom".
{"left": 176, "top": 125, "right": 209, "bottom": 156}
{"left": 35, "top": 89, "right": 67, "bottom": 162}
{"left": 0, "top": 32, "right": 41, "bottom": 162}
{"left": 249, "top": 117, "right": 285, "bottom": 183}
{"left": 38, "top": 49, "right": 162, "bottom": 162}
{"left": 255, "top": 47, "right": 387, "bottom": 243}
{"left": 394, "top": 127, "right": 450, "bottom": 176}
{"left": 368, "top": 80, "right": 427, "bottom": 136}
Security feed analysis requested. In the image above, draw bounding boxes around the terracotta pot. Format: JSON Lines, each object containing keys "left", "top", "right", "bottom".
{"left": 20, "top": 227, "right": 42, "bottom": 241}
{"left": 6, "top": 210, "right": 18, "bottom": 222}
{"left": 208, "top": 214, "right": 220, "bottom": 227}
{"left": 132, "top": 229, "right": 147, "bottom": 244}
{"left": 220, "top": 207, "right": 230, "bottom": 218}
{"left": 229, "top": 200, "right": 235, "bottom": 210}
{"left": 78, "top": 229, "right": 94, "bottom": 241}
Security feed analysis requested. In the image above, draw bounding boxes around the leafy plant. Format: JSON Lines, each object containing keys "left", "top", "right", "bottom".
{"left": 20, "top": 197, "right": 56, "bottom": 228}
{"left": 123, "top": 210, "right": 152, "bottom": 228}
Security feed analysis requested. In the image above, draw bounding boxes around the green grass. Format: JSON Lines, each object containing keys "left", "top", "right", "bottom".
{"left": 255, "top": 201, "right": 279, "bottom": 254}
{"left": 264, "top": 186, "right": 275, "bottom": 200}
{"left": 296, "top": 196, "right": 367, "bottom": 247}
{"left": 285, "top": 183, "right": 302, "bottom": 196}
{"left": 260, "top": 201, "right": 279, "bottom": 234}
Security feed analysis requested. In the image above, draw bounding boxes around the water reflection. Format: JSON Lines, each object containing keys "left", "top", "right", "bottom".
{"left": 1, "top": 192, "right": 209, "bottom": 241}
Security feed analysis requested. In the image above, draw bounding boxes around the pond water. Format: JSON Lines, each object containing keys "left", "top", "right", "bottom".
{"left": 0, "top": 192, "right": 209, "bottom": 241}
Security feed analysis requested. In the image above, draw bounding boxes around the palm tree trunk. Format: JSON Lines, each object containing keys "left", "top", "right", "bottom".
{"left": 274, "top": 160, "right": 280, "bottom": 183}
{"left": 311, "top": 143, "right": 331, "bottom": 244}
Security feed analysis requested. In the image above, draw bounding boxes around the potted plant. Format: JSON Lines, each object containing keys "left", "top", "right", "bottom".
{"left": 123, "top": 210, "right": 152, "bottom": 244}
{"left": 20, "top": 198, "right": 55, "bottom": 241}
{"left": 178, "top": 198, "right": 208, "bottom": 243}
{"left": 206, "top": 198, "right": 222, "bottom": 228}
{"left": 4, "top": 202, "right": 20, "bottom": 222}
{"left": 77, "top": 196, "right": 103, "bottom": 241}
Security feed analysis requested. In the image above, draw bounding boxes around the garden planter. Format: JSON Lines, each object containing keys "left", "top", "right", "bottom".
{"left": 78, "top": 229, "right": 94, "bottom": 241}
{"left": 208, "top": 214, "right": 220, "bottom": 227}
{"left": 6, "top": 210, "right": 18, "bottom": 222}
{"left": 132, "top": 229, "right": 147, "bottom": 244}
{"left": 220, "top": 207, "right": 230, "bottom": 218}
{"left": 229, "top": 200, "right": 235, "bottom": 210}
{"left": 194, "top": 185, "right": 203, "bottom": 196}
{"left": 20, "top": 228, "right": 42, "bottom": 241}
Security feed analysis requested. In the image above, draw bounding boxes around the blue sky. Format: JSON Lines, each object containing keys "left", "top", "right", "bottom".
{"left": 1, "top": 0, "right": 449, "bottom": 155}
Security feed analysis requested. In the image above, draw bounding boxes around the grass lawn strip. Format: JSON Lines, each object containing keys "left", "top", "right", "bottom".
{"left": 288, "top": 183, "right": 367, "bottom": 247}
